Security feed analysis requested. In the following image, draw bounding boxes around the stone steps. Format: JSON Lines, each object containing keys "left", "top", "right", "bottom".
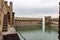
{"left": 2, "top": 14, "right": 8, "bottom": 32}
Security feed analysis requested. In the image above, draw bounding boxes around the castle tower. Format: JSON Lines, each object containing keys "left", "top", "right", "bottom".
{"left": 4, "top": 1, "right": 8, "bottom": 12}
{"left": 0, "top": 0, "right": 2, "bottom": 9}
{"left": 10, "top": 2, "right": 13, "bottom": 26}
{"left": 0, "top": 0, "right": 4, "bottom": 32}
{"left": 0, "top": 0, "right": 5, "bottom": 9}
{"left": 57, "top": 2, "right": 60, "bottom": 40}
{"left": 0, "top": 0, "right": 3, "bottom": 9}
{"left": 45, "top": 16, "right": 51, "bottom": 25}
{"left": 0, "top": 1, "right": 5, "bottom": 40}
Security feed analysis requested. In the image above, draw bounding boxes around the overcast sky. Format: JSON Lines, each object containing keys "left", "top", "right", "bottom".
{"left": 7, "top": 0, "right": 59, "bottom": 18}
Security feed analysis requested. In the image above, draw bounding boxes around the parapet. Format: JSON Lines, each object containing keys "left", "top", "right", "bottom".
{"left": 15, "top": 17, "right": 42, "bottom": 21}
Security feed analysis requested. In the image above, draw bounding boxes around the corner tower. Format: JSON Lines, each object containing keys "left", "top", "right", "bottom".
{"left": 0, "top": 0, "right": 4, "bottom": 9}
{"left": 10, "top": 2, "right": 13, "bottom": 26}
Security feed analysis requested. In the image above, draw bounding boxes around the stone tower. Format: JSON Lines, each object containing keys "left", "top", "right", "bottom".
{"left": 4, "top": 1, "right": 8, "bottom": 12}
{"left": 0, "top": 0, "right": 5, "bottom": 40}
{"left": 10, "top": 2, "right": 13, "bottom": 26}
{"left": 0, "top": 0, "right": 6, "bottom": 11}
{"left": 0, "top": 0, "right": 15, "bottom": 32}
{"left": 0, "top": 0, "right": 2, "bottom": 8}
{"left": 45, "top": 16, "right": 51, "bottom": 25}
{"left": 0, "top": 0, "right": 4, "bottom": 8}
{"left": 0, "top": 0, "right": 4, "bottom": 33}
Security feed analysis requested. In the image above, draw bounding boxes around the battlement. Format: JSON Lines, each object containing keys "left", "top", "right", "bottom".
{"left": 15, "top": 17, "right": 42, "bottom": 21}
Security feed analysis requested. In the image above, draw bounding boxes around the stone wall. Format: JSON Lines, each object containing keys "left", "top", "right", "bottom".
{"left": 51, "top": 18, "right": 59, "bottom": 27}
{"left": 15, "top": 17, "right": 42, "bottom": 26}
{"left": 45, "top": 16, "right": 51, "bottom": 25}
{"left": 0, "top": 10, "right": 4, "bottom": 40}
{"left": 0, "top": 11, "right": 4, "bottom": 33}
{"left": 0, "top": 0, "right": 2, "bottom": 9}
{"left": 45, "top": 16, "right": 59, "bottom": 27}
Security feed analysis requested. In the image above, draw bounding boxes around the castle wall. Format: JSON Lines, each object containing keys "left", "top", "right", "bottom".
{"left": 15, "top": 17, "right": 42, "bottom": 26}
{"left": 0, "top": 0, "right": 5, "bottom": 33}
{"left": 51, "top": 18, "right": 59, "bottom": 27}
{"left": 15, "top": 20, "right": 42, "bottom": 26}
{"left": 0, "top": 10, "right": 4, "bottom": 34}
{"left": 45, "top": 16, "right": 51, "bottom": 25}
{"left": 45, "top": 16, "right": 59, "bottom": 27}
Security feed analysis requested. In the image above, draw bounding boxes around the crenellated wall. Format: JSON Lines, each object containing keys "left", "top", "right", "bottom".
{"left": 15, "top": 17, "right": 42, "bottom": 26}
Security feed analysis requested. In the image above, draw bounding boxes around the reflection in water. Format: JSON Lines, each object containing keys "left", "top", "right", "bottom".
{"left": 17, "top": 32, "right": 26, "bottom": 40}
{"left": 16, "top": 20, "right": 58, "bottom": 40}
{"left": 45, "top": 25, "right": 51, "bottom": 33}
{"left": 42, "top": 17, "right": 45, "bottom": 32}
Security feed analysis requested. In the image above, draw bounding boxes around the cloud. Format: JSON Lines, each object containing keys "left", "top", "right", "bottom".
{"left": 15, "top": 12, "right": 59, "bottom": 18}
{"left": 8, "top": 0, "right": 58, "bottom": 8}
{"left": 7, "top": 0, "right": 58, "bottom": 18}
{"left": 14, "top": 7, "right": 58, "bottom": 14}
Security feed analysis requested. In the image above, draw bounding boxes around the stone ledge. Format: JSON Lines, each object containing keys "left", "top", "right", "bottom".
{"left": 2, "top": 27, "right": 20, "bottom": 40}
{"left": 3, "top": 34, "right": 20, "bottom": 40}
{"left": 2, "top": 27, "right": 16, "bottom": 35}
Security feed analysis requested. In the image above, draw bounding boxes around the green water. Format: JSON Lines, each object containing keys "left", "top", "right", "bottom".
{"left": 16, "top": 25, "right": 58, "bottom": 40}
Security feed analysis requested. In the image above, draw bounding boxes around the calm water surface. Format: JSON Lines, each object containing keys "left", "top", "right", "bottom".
{"left": 16, "top": 25, "right": 58, "bottom": 40}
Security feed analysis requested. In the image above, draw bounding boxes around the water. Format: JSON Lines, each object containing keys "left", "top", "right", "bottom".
{"left": 16, "top": 25, "right": 58, "bottom": 40}
{"left": 42, "top": 17, "right": 45, "bottom": 32}
{"left": 16, "top": 17, "right": 58, "bottom": 40}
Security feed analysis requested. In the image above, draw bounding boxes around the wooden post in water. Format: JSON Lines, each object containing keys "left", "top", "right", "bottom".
{"left": 59, "top": 2, "right": 60, "bottom": 40}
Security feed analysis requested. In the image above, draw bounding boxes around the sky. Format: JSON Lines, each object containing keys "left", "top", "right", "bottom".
{"left": 7, "top": 0, "right": 59, "bottom": 18}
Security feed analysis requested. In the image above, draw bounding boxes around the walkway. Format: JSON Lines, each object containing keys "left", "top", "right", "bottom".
{"left": 2, "top": 27, "right": 20, "bottom": 40}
